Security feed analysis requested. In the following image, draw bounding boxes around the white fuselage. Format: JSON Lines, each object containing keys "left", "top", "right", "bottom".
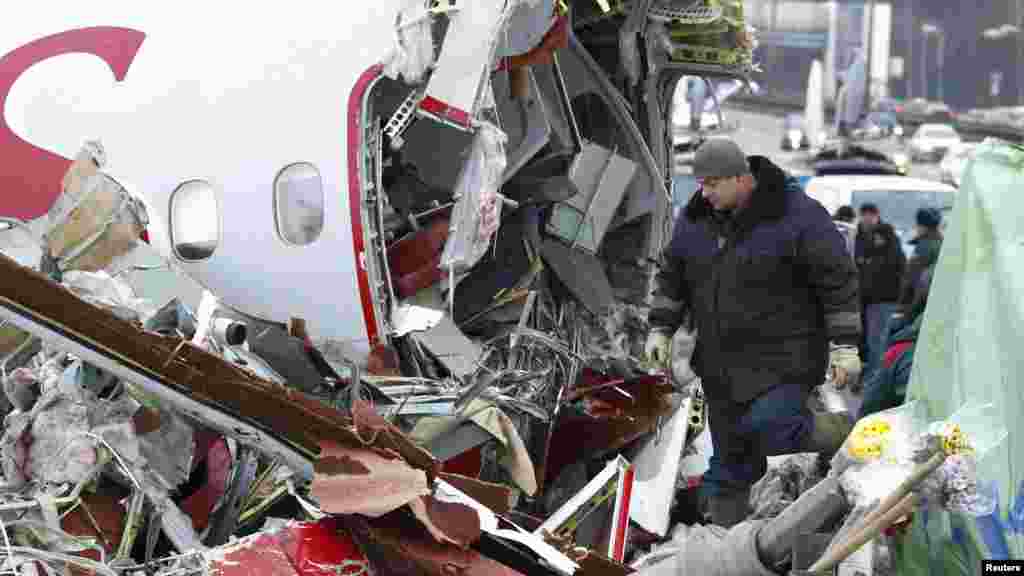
{"left": 0, "top": 3, "right": 413, "bottom": 352}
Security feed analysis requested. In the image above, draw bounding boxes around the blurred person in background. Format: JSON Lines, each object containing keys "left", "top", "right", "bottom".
{"left": 833, "top": 205, "right": 856, "bottom": 223}
{"left": 854, "top": 203, "right": 905, "bottom": 386}
{"left": 900, "top": 207, "right": 943, "bottom": 314}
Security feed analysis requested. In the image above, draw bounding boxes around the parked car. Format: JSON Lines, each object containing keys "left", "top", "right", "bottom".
{"left": 851, "top": 116, "right": 884, "bottom": 140}
{"left": 811, "top": 143, "right": 907, "bottom": 175}
{"left": 939, "top": 142, "right": 978, "bottom": 188}
{"left": 780, "top": 113, "right": 810, "bottom": 150}
{"left": 908, "top": 123, "right": 962, "bottom": 162}
{"left": 903, "top": 98, "right": 954, "bottom": 119}
{"left": 867, "top": 112, "right": 903, "bottom": 137}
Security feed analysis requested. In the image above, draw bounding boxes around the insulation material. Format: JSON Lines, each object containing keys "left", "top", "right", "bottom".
{"left": 46, "top": 147, "right": 147, "bottom": 273}
{"left": 382, "top": 0, "right": 436, "bottom": 85}
{"left": 0, "top": 217, "right": 44, "bottom": 269}
{"left": 747, "top": 453, "right": 824, "bottom": 520}
{"left": 5, "top": 361, "right": 141, "bottom": 487}
{"left": 310, "top": 440, "right": 430, "bottom": 517}
{"left": 3, "top": 367, "right": 40, "bottom": 412}
{"left": 1, "top": 411, "right": 32, "bottom": 485}
{"left": 26, "top": 390, "right": 95, "bottom": 485}
{"left": 51, "top": 141, "right": 107, "bottom": 227}
{"left": 136, "top": 406, "right": 195, "bottom": 488}
{"left": 61, "top": 270, "right": 157, "bottom": 323}
{"left": 411, "top": 399, "right": 537, "bottom": 496}
{"left": 440, "top": 120, "right": 508, "bottom": 276}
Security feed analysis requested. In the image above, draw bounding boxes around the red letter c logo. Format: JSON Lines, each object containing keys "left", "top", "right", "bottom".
{"left": 0, "top": 27, "right": 145, "bottom": 220}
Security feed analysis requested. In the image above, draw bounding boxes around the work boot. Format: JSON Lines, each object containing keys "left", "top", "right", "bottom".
{"left": 706, "top": 488, "right": 751, "bottom": 528}
{"left": 804, "top": 411, "right": 854, "bottom": 461}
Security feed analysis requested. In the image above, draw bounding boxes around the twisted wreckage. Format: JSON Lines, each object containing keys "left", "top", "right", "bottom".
{"left": 0, "top": 1, "right": 763, "bottom": 574}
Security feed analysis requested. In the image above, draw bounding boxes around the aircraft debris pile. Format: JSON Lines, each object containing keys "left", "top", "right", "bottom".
{"left": 0, "top": 1, "right": 729, "bottom": 574}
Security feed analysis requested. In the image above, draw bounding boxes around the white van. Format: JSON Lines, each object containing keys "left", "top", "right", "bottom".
{"left": 803, "top": 175, "right": 956, "bottom": 255}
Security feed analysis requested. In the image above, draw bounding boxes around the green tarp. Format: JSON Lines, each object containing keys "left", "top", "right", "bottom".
{"left": 898, "top": 138, "right": 1024, "bottom": 573}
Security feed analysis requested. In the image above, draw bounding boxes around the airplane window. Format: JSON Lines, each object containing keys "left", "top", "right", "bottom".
{"left": 274, "top": 162, "right": 324, "bottom": 246}
{"left": 170, "top": 180, "right": 219, "bottom": 261}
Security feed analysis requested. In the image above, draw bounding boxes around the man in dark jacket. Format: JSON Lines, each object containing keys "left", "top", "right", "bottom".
{"left": 854, "top": 203, "right": 905, "bottom": 383}
{"left": 900, "top": 207, "right": 943, "bottom": 313}
{"left": 644, "top": 138, "right": 862, "bottom": 527}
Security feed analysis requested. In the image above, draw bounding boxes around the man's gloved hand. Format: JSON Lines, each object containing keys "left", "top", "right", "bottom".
{"left": 829, "top": 344, "right": 862, "bottom": 389}
{"left": 644, "top": 330, "right": 672, "bottom": 368}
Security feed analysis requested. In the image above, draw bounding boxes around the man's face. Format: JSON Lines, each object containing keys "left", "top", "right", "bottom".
{"left": 699, "top": 175, "right": 744, "bottom": 211}
{"left": 860, "top": 211, "right": 880, "bottom": 227}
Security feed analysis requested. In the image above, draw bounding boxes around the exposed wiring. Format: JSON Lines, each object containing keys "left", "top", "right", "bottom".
{"left": 0, "top": 515, "right": 12, "bottom": 576}
{"left": 0, "top": 546, "right": 118, "bottom": 576}
{"left": 3, "top": 519, "right": 106, "bottom": 565}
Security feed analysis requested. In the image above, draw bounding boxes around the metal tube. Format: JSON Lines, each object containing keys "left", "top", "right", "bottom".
{"left": 865, "top": 0, "right": 876, "bottom": 102}
{"left": 755, "top": 475, "right": 847, "bottom": 567}
{"left": 937, "top": 31, "right": 945, "bottom": 103}
{"left": 922, "top": 33, "right": 928, "bottom": 100}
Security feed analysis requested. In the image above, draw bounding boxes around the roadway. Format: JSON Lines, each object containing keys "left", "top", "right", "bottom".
{"left": 672, "top": 106, "right": 946, "bottom": 200}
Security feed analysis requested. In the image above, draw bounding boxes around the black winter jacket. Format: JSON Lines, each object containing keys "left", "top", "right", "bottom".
{"left": 854, "top": 222, "right": 905, "bottom": 304}
{"left": 649, "top": 156, "right": 861, "bottom": 404}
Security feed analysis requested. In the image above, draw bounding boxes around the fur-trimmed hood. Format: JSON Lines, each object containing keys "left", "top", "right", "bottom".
{"left": 684, "top": 155, "right": 798, "bottom": 227}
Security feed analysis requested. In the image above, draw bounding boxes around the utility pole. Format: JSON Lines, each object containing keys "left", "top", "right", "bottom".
{"left": 921, "top": 33, "right": 928, "bottom": 99}
{"left": 1018, "top": 0, "right": 1023, "bottom": 104}
{"left": 865, "top": 0, "right": 876, "bottom": 103}
{"left": 906, "top": 1, "right": 914, "bottom": 99}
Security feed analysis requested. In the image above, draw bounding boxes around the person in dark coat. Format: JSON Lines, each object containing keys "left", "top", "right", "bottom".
{"left": 860, "top": 264, "right": 934, "bottom": 418}
{"left": 833, "top": 205, "right": 856, "bottom": 223}
{"left": 900, "top": 207, "right": 943, "bottom": 313}
{"left": 644, "top": 138, "right": 862, "bottom": 527}
{"left": 854, "top": 203, "right": 906, "bottom": 384}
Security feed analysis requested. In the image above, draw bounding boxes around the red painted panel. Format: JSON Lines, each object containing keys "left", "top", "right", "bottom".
{"left": 180, "top": 437, "right": 232, "bottom": 533}
{"left": 347, "top": 65, "right": 383, "bottom": 346}
{"left": 0, "top": 27, "right": 145, "bottom": 220}
{"left": 418, "top": 96, "right": 471, "bottom": 129}
{"left": 208, "top": 518, "right": 370, "bottom": 576}
{"left": 440, "top": 445, "right": 483, "bottom": 478}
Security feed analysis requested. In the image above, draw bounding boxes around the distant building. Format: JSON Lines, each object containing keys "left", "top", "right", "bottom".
{"left": 744, "top": 1, "right": 891, "bottom": 107}
{"left": 889, "top": 2, "right": 1020, "bottom": 110}
{"left": 744, "top": 0, "right": 831, "bottom": 102}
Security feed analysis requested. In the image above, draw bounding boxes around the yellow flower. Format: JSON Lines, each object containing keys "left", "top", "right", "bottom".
{"left": 939, "top": 423, "right": 973, "bottom": 456}
{"left": 847, "top": 417, "right": 893, "bottom": 461}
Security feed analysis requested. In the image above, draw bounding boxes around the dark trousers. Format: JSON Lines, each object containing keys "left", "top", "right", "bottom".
{"left": 701, "top": 383, "right": 814, "bottom": 497}
{"left": 863, "top": 302, "right": 899, "bottom": 381}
